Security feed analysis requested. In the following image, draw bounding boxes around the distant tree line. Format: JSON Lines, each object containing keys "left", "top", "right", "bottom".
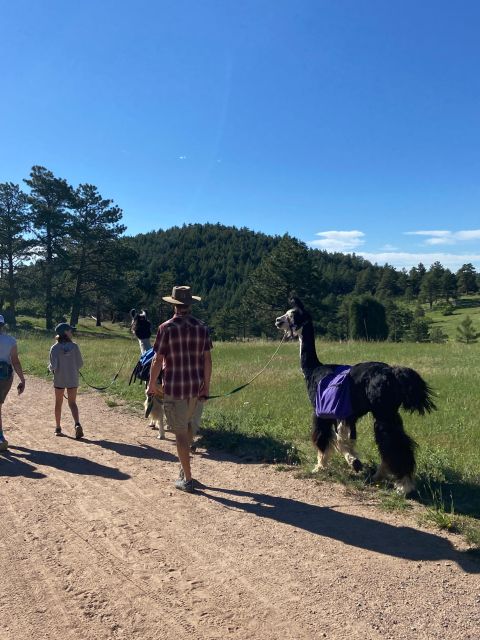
{"left": 1, "top": 166, "right": 479, "bottom": 341}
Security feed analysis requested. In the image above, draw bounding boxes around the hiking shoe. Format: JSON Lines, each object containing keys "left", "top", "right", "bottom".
{"left": 75, "top": 424, "right": 84, "bottom": 440}
{"left": 55, "top": 426, "right": 62, "bottom": 436}
{"left": 175, "top": 477, "right": 195, "bottom": 493}
{"left": 0, "top": 432, "right": 8, "bottom": 451}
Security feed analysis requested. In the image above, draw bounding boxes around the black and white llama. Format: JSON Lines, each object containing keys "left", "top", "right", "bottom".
{"left": 275, "top": 297, "right": 436, "bottom": 494}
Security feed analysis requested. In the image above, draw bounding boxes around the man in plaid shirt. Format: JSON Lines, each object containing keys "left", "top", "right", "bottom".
{"left": 148, "top": 286, "right": 212, "bottom": 493}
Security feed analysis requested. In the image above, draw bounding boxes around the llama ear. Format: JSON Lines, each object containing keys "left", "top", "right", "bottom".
{"left": 288, "top": 294, "right": 304, "bottom": 310}
{"left": 130, "top": 308, "right": 137, "bottom": 319}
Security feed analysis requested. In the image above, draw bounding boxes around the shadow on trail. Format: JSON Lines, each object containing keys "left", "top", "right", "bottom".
{"left": 82, "top": 437, "right": 177, "bottom": 462}
{"left": 198, "top": 486, "right": 479, "bottom": 574}
{"left": 197, "top": 426, "right": 301, "bottom": 465}
{"left": 0, "top": 450, "right": 46, "bottom": 479}
{"left": 4, "top": 446, "right": 130, "bottom": 480}
{"left": 416, "top": 473, "right": 480, "bottom": 520}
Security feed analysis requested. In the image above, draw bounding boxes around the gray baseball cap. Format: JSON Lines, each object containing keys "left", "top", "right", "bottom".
{"left": 55, "top": 322, "right": 74, "bottom": 336}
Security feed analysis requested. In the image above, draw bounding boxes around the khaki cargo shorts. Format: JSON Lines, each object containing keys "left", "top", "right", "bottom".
{"left": 163, "top": 395, "right": 198, "bottom": 434}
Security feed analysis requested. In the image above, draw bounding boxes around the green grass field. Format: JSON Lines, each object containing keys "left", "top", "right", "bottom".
{"left": 424, "top": 295, "right": 480, "bottom": 339}
{"left": 12, "top": 314, "right": 480, "bottom": 544}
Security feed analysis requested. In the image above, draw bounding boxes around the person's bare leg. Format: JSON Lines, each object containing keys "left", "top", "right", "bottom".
{"left": 0, "top": 404, "right": 7, "bottom": 449}
{"left": 67, "top": 388, "right": 80, "bottom": 424}
{"left": 176, "top": 431, "right": 192, "bottom": 481}
{"left": 54, "top": 388, "right": 64, "bottom": 428}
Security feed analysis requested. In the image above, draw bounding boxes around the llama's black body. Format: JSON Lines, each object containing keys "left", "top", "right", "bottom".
{"left": 276, "top": 298, "right": 436, "bottom": 493}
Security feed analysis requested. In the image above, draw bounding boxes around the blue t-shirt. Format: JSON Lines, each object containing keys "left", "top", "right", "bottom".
{"left": 0, "top": 334, "right": 16, "bottom": 365}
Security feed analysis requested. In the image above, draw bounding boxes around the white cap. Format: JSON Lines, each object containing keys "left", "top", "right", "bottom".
{"left": 0, "top": 315, "right": 4, "bottom": 324}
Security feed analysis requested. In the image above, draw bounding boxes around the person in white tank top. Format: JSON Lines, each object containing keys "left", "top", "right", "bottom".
{"left": 0, "top": 314, "right": 26, "bottom": 451}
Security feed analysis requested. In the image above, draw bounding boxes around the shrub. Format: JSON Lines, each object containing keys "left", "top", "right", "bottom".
{"left": 405, "top": 318, "right": 430, "bottom": 342}
{"left": 429, "top": 326, "right": 448, "bottom": 343}
{"left": 348, "top": 296, "right": 388, "bottom": 341}
{"left": 456, "top": 315, "right": 479, "bottom": 344}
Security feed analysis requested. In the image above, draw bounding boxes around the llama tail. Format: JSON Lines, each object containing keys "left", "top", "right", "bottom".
{"left": 392, "top": 367, "right": 436, "bottom": 415}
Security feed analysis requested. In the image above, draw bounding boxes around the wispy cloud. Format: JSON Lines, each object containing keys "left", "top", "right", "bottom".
{"left": 311, "top": 230, "right": 365, "bottom": 252}
{"left": 308, "top": 229, "right": 480, "bottom": 269}
{"left": 405, "top": 229, "right": 480, "bottom": 246}
{"left": 357, "top": 251, "right": 480, "bottom": 270}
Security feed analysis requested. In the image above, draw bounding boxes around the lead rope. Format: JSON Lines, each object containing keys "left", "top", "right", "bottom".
{"left": 78, "top": 345, "right": 136, "bottom": 392}
{"left": 205, "top": 332, "right": 287, "bottom": 400}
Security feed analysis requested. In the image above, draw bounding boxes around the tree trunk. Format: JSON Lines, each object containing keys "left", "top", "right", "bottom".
{"left": 70, "top": 274, "right": 83, "bottom": 327}
{"left": 45, "top": 227, "right": 54, "bottom": 330}
{"left": 7, "top": 248, "right": 16, "bottom": 328}
{"left": 96, "top": 299, "right": 102, "bottom": 326}
{"left": 70, "top": 247, "right": 86, "bottom": 327}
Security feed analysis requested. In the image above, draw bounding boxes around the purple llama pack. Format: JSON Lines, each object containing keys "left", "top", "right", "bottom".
{"left": 315, "top": 365, "right": 353, "bottom": 420}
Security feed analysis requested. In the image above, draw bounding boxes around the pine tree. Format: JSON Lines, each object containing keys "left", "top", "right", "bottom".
{"left": 456, "top": 263, "right": 478, "bottom": 295}
{"left": 245, "top": 236, "right": 324, "bottom": 336}
{"left": 406, "top": 318, "right": 430, "bottom": 343}
{"left": 0, "top": 183, "right": 31, "bottom": 326}
{"left": 24, "top": 166, "right": 74, "bottom": 330}
{"left": 456, "top": 315, "right": 479, "bottom": 344}
{"left": 420, "top": 271, "right": 441, "bottom": 309}
{"left": 441, "top": 269, "right": 457, "bottom": 302}
{"left": 407, "top": 263, "right": 426, "bottom": 297}
{"left": 384, "top": 301, "right": 414, "bottom": 342}
{"left": 354, "top": 267, "right": 377, "bottom": 294}
{"left": 68, "top": 184, "right": 126, "bottom": 326}
{"left": 429, "top": 326, "right": 448, "bottom": 343}
{"left": 376, "top": 265, "right": 398, "bottom": 299}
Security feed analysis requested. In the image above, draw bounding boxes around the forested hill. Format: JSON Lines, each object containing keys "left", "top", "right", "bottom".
{"left": 125, "top": 224, "right": 280, "bottom": 321}
{"left": 3, "top": 169, "right": 478, "bottom": 342}
{"left": 124, "top": 223, "right": 384, "bottom": 334}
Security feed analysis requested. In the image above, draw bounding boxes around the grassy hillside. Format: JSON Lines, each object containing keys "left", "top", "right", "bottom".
{"left": 424, "top": 296, "right": 480, "bottom": 339}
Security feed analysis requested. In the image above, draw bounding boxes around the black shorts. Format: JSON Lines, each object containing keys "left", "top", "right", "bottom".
{"left": 0, "top": 376, "right": 13, "bottom": 404}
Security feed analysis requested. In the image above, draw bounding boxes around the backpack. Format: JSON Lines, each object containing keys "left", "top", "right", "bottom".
{"left": 129, "top": 348, "right": 160, "bottom": 385}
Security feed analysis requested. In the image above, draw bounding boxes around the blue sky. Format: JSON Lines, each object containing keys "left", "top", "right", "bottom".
{"left": 1, "top": 0, "right": 480, "bottom": 270}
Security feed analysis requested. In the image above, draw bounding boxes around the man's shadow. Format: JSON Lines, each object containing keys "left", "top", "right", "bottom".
{"left": 0, "top": 449, "right": 46, "bottom": 479}
{"left": 199, "top": 486, "right": 479, "bottom": 574}
{"left": 2, "top": 446, "right": 130, "bottom": 480}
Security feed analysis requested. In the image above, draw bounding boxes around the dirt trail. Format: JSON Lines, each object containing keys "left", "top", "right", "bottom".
{"left": 0, "top": 377, "right": 479, "bottom": 640}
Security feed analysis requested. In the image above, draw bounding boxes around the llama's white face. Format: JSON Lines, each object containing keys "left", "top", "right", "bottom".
{"left": 275, "top": 308, "right": 302, "bottom": 337}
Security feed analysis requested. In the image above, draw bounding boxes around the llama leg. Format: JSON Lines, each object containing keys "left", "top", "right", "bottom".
{"left": 373, "top": 413, "right": 416, "bottom": 495}
{"left": 157, "top": 403, "right": 166, "bottom": 439}
{"left": 334, "top": 420, "right": 363, "bottom": 472}
{"left": 372, "top": 460, "right": 390, "bottom": 482}
{"left": 312, "top": 416, "right": 335, "bottom": 472}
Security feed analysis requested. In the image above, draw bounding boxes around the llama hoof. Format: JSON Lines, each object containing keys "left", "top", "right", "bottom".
{"left": 352, "top": 458, "right": 363, "bottom": 473}
{"left": 394, "top": 477, "right": 416, "bottom": 496}
{"left": 157, "top": 433, "right": 166, "bottom": 440}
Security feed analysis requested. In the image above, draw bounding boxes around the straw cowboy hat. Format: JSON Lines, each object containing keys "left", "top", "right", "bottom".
{"left": 162, "top": 286, "right": 201, "bottom": 306}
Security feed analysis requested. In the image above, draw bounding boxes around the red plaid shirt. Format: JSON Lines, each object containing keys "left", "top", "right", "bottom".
{"left": 153, "top": 314, "right": 212, "bottom": 399}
